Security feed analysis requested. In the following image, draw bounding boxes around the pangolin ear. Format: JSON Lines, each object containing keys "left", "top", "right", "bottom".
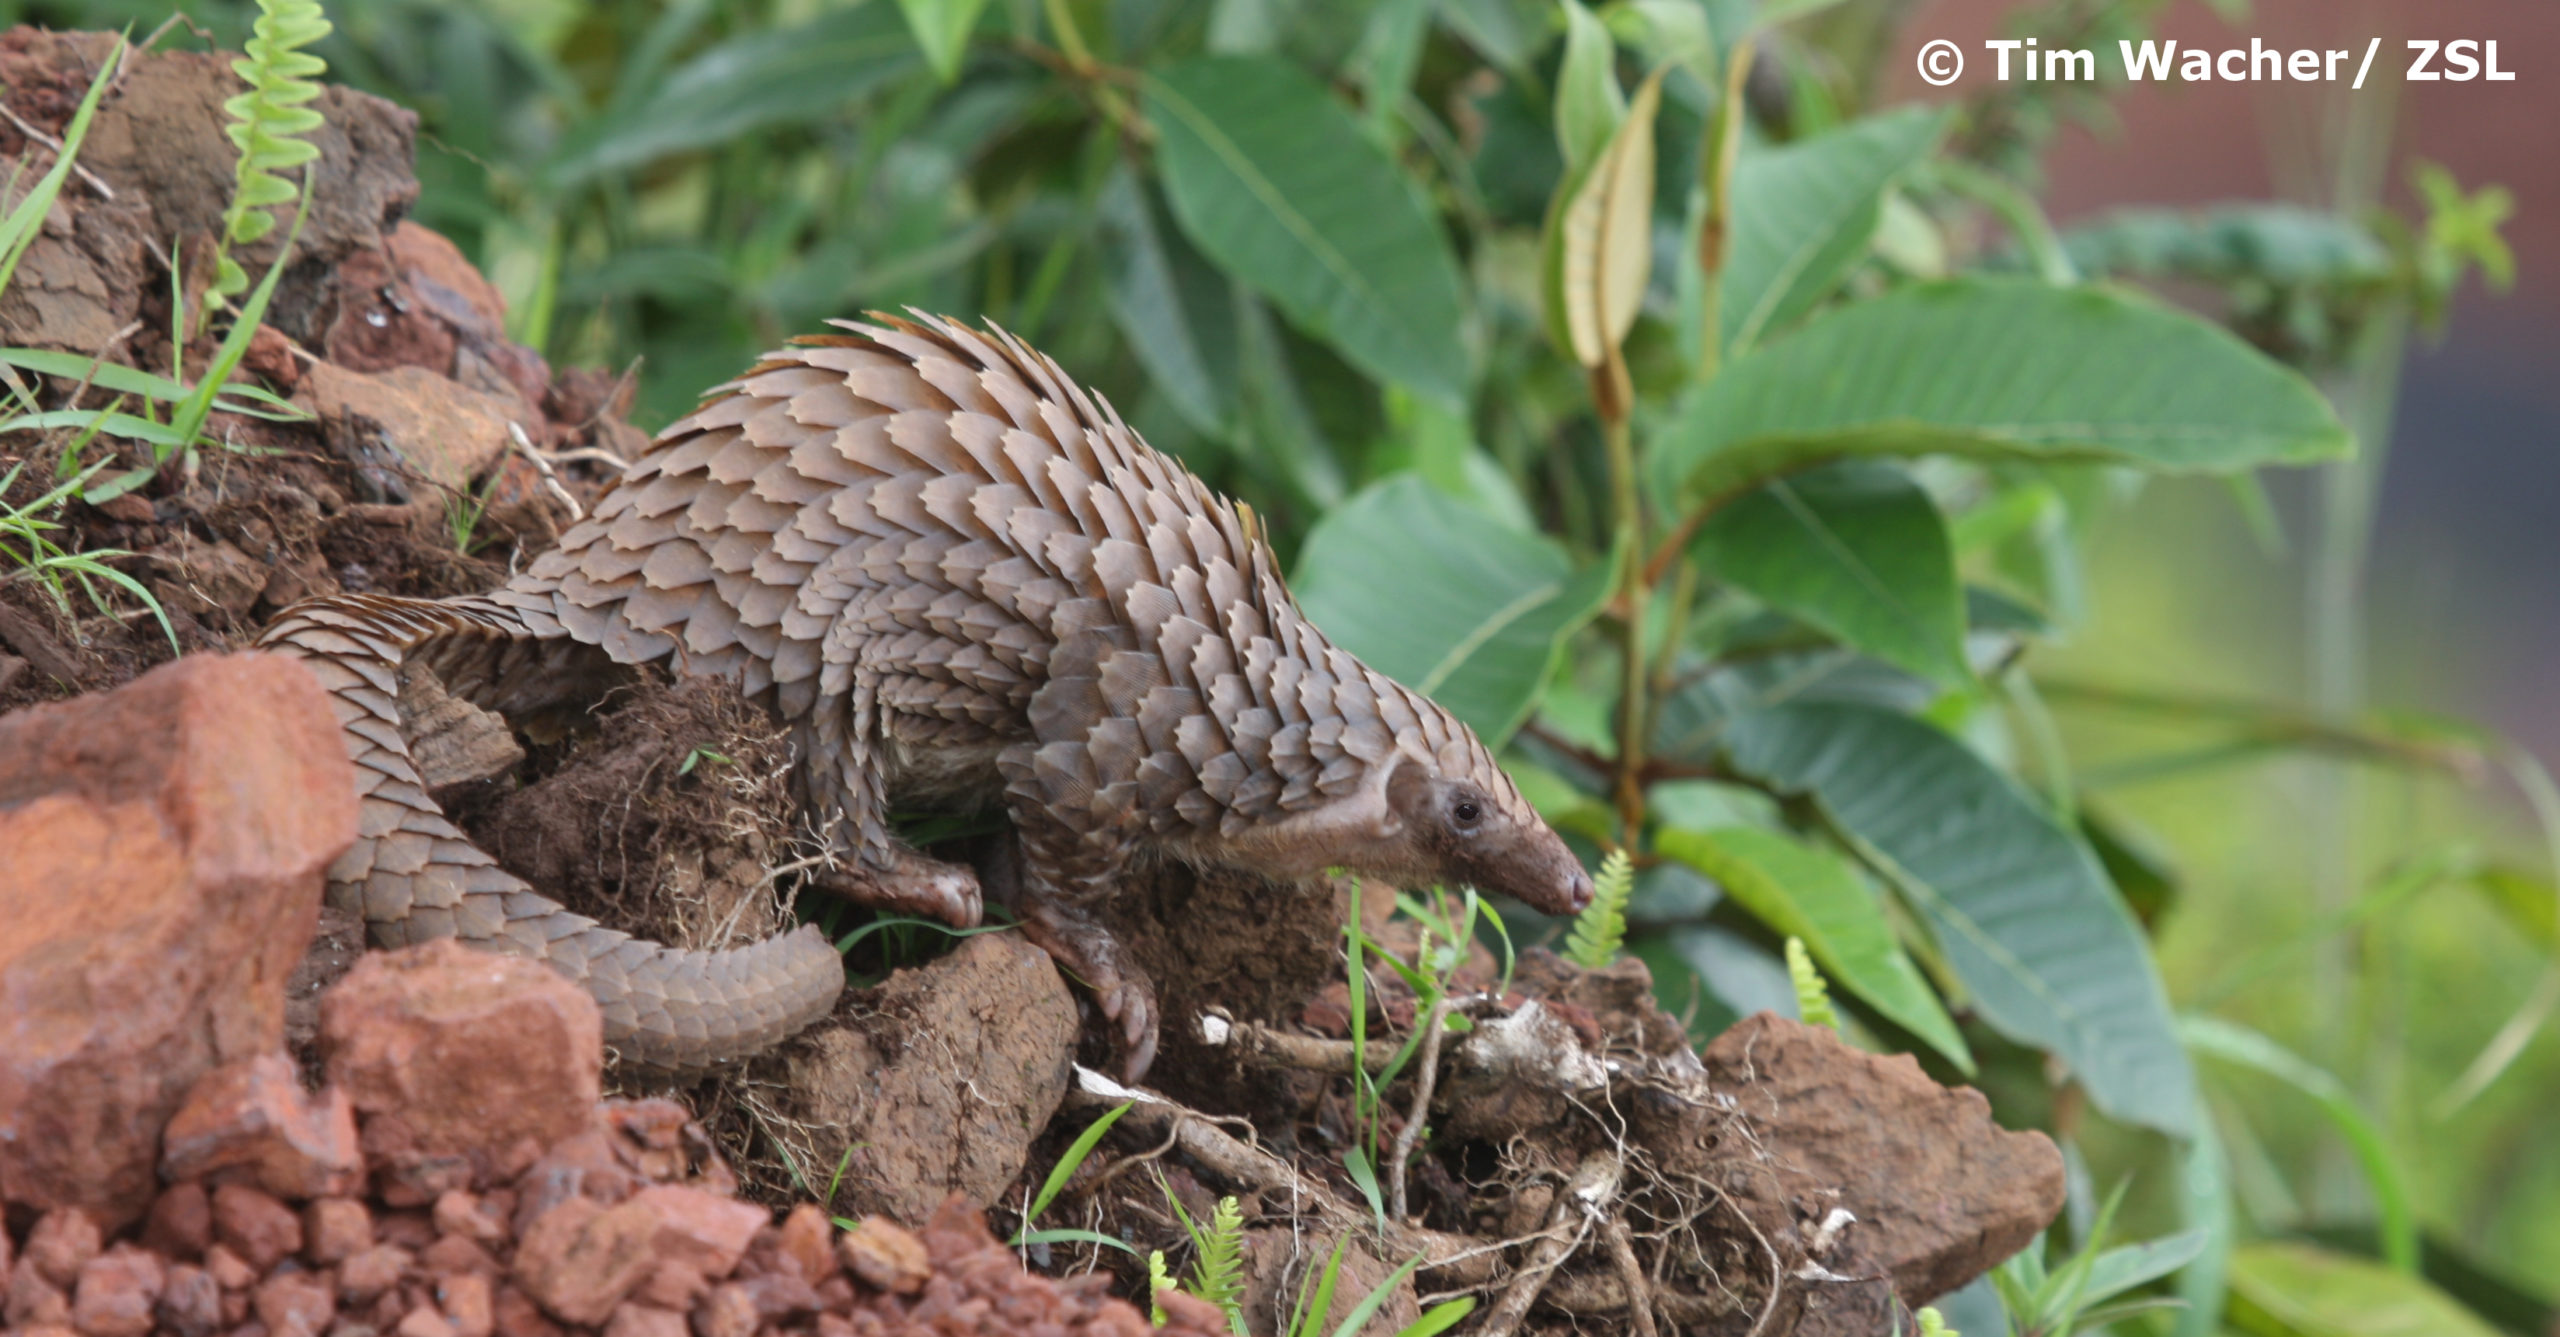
{"left": 1385, "top": 754, "right": 1433, "bottom": 832}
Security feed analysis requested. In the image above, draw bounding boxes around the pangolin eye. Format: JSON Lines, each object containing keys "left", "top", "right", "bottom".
{"left": 1452, "top": 799, "right": 1482, "bottom": 826}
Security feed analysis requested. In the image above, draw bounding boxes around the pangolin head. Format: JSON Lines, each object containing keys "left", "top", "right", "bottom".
{"left": 1383, "top": 712, "right": 1594, "bottom": 918}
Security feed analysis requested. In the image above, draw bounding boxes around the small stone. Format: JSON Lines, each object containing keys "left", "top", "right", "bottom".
{"left": 510, "top": 1197, "right": 660, "bottom": 1326}
{"left": 162, "top": 1054, "right": 364, "bottom": 1201}
{"left": 252, "top": 1270, "right": 336, "bottom": 1337}
{"left": 813, "top": 1313, "right": 855, "bottom": 1337}
{"left": 202, "top": 1244, "right": 258, "bottom": 1292}
{"left": 732, "top": 1273, "right": 819, "bottom": 1322}
{"left": 835, "top": 1218, "right": 928, "bottom": 1296}
{"left": 625, "top": 1186, "right": 763, "bottom": 1281}
{"left": 436, "top": 1273, "right": 492, "bottom": 1337}
{"left": 305, "top": 1200, "right": 375, "bottom": 1265}
{"left": 602, "top": 1302, "right": 687, "bottom": 1337}
{"left": 320, "top": 941, "right": 603, "bottom": 1163}
{"left": 631, "top": 1262, "right": 705, "bottom": 1312}
{"left": 155, "top": 1264, "right": 221, "bottom": 1337}
{"left": 143, "top": 1184, "right": 215, "bottom": 1259}
{"left": 8, "top": 1258, "right": 72, "bottom": 1328}
{"left": 24, "top": 1209, "right": 102, "bottom": 1286}
{"left": 70, "top": 1245, "right": 163, "bottom": 1337}
{"left": 770, "top": 1205, "right": 834, "bottom": 1284}
{"left": 489, "top": 1286, "right": 563, "bottom": 1337}
{"left": 418, "top": 1235, "right": 500, "bottom": 1279}
{"left": 686, "top": 1284, "right": 755, "bottom": 1337}
{"left": 338, "top": 1247, "right": 411, "bottom": 1303}
{"left": 395, "top": 1304, "right": 453, "bottom": 1337}
{"left": 212, "top": 1184, "right": 305, "bottom": 1272}
{"left": 431, "top": 1193, "right": 506, "bottom": 1246}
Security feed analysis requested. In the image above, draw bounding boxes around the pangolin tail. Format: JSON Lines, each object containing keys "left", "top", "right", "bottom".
{"left": 256, "top": 592, "right": 845, "bottom": 1069}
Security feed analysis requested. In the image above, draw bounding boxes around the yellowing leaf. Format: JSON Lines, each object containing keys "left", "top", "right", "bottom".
{"left": 1560, "top": 68, "right": 1664, "bottom": 370}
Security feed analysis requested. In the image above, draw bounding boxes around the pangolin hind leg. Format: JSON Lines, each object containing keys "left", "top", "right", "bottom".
{"left": 257, "top": 592, "right": 847, "bottom": 1070}
{"left": 996, "top": 736, "right": 1160, "bottom": 1079}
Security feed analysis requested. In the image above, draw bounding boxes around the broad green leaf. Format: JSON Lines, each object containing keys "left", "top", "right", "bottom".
{"left": 1351, "top": 0, "right": 1433, "bottom": 142}
{"left": 545, "top": 6, "right": 915, "bottom": 185}
{"left": 2080, "top": 1228, "right": 2211, "bottom": 1306}
{"left": 1294, "top": 474, "right": 1611, "bottom": 745}
{"left": 1146, "top": 58, "right": 1471, "bottom": 407}
{"left": 1720, "top": 702, "right": 2196, "bottom": 1134}
{"left": 1657, "top": 824, "right": 1971, "bottom": 1070}
{"left": 1553, "top": 0, "right": 1624, "bottom": 177}
{"left": 1651, "top": 649, "right": 1937, "bottom": 772}
{"left": 1559, "top": 69, "right": 1663, "bottom": 369}
{"left": 2182, "top": 1017, "right": 2417, "bottom": 1272}
{"left": 1096, "top": 165, "right": 1237, "bottom": 435}
{"left": 1720, "top": 107, "right": 1946, "bottom": 355}
{"left": 2225, "top": 1243, "right": 2501, "bottom": 1337}
{"left": 1693, "top": 460, "right": 1968, "bottom": 686}
{"left": 894, "top": 0, "right": 989, "bottom": 84}
{"left": 1652, "top": 278, "right": 2353, "bottom": 510}
{"left": 2173, "top": 1096, "right": 2234, "bottom": 1337}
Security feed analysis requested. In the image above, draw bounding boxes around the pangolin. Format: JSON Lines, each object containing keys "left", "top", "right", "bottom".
{"left": 258, "top": 313, "right": 1593, "bottom": 1075}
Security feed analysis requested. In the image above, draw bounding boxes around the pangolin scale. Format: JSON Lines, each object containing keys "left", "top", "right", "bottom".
{"left": 258, "top": 313, "right": 1592, "bottom": 1073}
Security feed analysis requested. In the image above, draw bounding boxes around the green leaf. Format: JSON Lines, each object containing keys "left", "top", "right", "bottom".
{"left": 0, "top": 349, "right": 306, "bottom": 420}
{"left": 1692, "top": 460, "right": 1968, "bottom": 686}
{"left": 2226, "top": 1243, "right": 2502, "bottom": 1337}
{"left": 1721, "top": 107, "right": 1947, "bottom": 356}
{"left": 545, "top": 6, "right": 915, "bottom": 185}
{"left": 1653, "top": 278, "right": 2353, "bottom": 511}
{"left": 2182, "top": 1017, "right": 2417, "bottom": 1273}
{"left": 893, "top": 0, "right": 989, "bottom": 84}
{"left": 1145, "top": 57, "right": 1472, "bottom": 407}
{"left": 1656, "top": 825, "right": 1971, "bottom": 1071}
{"left": 1552, "top": 0, "right": 1624, "bottom": 177}
{"left": 2080, "top": 1228, "right": 2211, "bottom": 1306}
{"left": 1096, "top": 165, "right": 1238, "bottom": 435}
{"left": 1294, "top": 474, "right": 1612, "bottom": 745}
{"left": 1720, "top": 702, "right": 2195, "bottom": 1134}
{"left": 1020, "top": 1101, "right": 1133, "bottom": 1227}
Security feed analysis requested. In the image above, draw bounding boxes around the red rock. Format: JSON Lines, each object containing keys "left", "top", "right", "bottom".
{"left": 686, "top": 1283, "right": 755, "bottom": 1337}
{"left": 141, "top": 1183, "right": 213, "bottom": 1258}
{"left": 338, "top": 1245, "right": 411, "bottom": 1302}
{"left": 162, "top": 1054, "right": 365, "bottom": 1201}
{"left": 632, "top": 1261, "right": 706, "bottom": 1312}
{"left": 250, "top": 1270, "right": 334, "bottom": 1337}
{"left": 7, "top": 1257, "right": 72, "bottom": 1328}
{"left": 419, "top": 1233, "right": 500, "bottom": 1278}
{"left": 510, "top": 1197, "right": 659, "bottom": 1326}
{"left": 438, "top": 1272, "right": 494, "bottom": 1337}
{"left": 1155, "top": 1290, "right": 1227, "bottom": 1330}
{"left": 200, "top": 1244, "right": 256, "bottom": 1292}
{"left": 155, "top": 1264, "right": 220, "bottom": 1337}
{"left": 22, "top": 1208, "right": 101, "bottom": 1286}
{"left": 835, "top": 1218, "right": 927, "bottom": 1296}
{"left": 625, "top": 1186, "right": 762, "bottom": 1281}
{"left": 384, "top": 223, "right": 507, "bottom": 338}
{"left": 303, "top": 1199, "right": 373, "bottom": 1265}
{"left": 319, "top": 939, "right": 603, "bottom": 1162}
{"left": 396, "top": 1303, "right": 456, "bottom": 1337}
{"left": 432, "top": 1191, "right": 507, "bottom": 1246}
{"left": 490, "top": 1285, "right": 564, "bottom": 1337}
{"left": 771, "top": 1205, "right": 835, "bottom": 1284}
{"left": 602, "top": 1302, "right": 687, "bottom": 1337}
{"left": 211, "top": 1184, "right": 303, "bottom": 1273}
{"left": 70, "top": 1244, "right": 162, "bottom": 1337}
{"left": 293, "top": 362, "right": 518, "bottom": 523}
{"left": 733, "top": 1273, "right": 819, "bottom": 1322}
{"left": 239, "top": 324, "right": 303, "bottom": 395}
{"left": 0, "top": 654, "right": 355, "bottom": 1228}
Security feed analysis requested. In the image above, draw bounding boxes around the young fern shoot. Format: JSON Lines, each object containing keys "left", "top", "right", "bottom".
{"left": 1561, "top": 848, "right": 1631, "bottom": 970}
{"left": 1787, "top": 937, "right": 1841, "bottom": 1032}
{"left": 205, "top": 0, "right": 331, "bottom": 315}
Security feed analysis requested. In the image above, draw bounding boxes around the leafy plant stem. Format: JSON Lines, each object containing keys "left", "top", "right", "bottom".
{"left": 1604, "top": 411, "right": 1648, "bottom": 836}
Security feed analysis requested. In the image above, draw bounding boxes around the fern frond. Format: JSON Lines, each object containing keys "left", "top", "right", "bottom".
{"left": 1561, "top": 848, "right": 1632, "bottom": 970}
{"left": 1786, "top": 937, "right": 1840, "bottom": 1031}
{"left": 210, "top": 0, "right": 331, "bottom": 301}
{"left": 1188, "top": 1195, "right": 1247, "bottom": 1335}
{"left": 1147, "top": 1250, "right": 1173, "bottom": 1326}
